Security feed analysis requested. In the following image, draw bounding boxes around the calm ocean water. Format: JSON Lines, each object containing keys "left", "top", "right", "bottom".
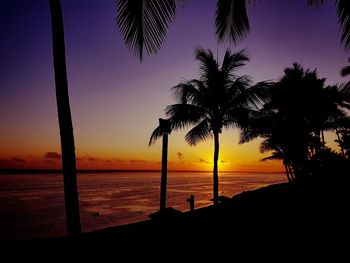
{"left": 0, "top": 171, "right": 286, "bottom": 242}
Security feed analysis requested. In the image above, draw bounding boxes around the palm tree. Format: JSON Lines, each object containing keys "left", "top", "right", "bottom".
{"left": 163, "top": 47, "right": 266, "bottom": 205}
{"left": 49, "top": 0, "right": 81, "bottom": 236}
{"left": 241, "top": 63, "right": 350, "bottom": 180}
{"left": 116, "top": 1, "right": 350, "bottom": 61}
{"left": 149, "top": 118, "right": 172, "bottom": 212}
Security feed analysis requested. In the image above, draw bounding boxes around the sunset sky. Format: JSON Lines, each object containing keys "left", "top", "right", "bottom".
{"left": 0, "top": 0, "right": 348, "bottom": 171}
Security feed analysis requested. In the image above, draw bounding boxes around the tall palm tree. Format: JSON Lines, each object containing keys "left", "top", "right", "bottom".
{"left": 149, "top": 118, "right": 172, "bottom": 212}
{"left": 49, "top": 0, "right": 81, "bottom": 236}
{"left": 241, "top": 63, "right": 350, "bottom": 180}
{"left": 116, "top": 0, "right": 350, "bottom": 61}
{"left": 163, "top": 47, "right": 266, "bottom": 205}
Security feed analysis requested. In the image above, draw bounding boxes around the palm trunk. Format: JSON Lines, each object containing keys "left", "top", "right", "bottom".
{"left": 336, "top": 128, "right": 346, "bottom": 158}
{"left": 160, "top": 132, "right": 168, "bottom": 211}
{"left": 284, "top": 164, "right": 292, "bottom": 183}
{"left": 49, "top": 0, "right": 81, "bottom": 237}
{"left": 213, "top": 131, "right": 219, "bottom": 205}
{"left": 321, "top": 129, "right": 325, "bottom": 151}
{"left": 287, "top": 163, "right": 295, "bottom": 181}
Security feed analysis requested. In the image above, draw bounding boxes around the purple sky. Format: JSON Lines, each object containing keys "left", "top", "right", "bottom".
{"left": 0, "top": 0, "right": 348, "bottom": 171}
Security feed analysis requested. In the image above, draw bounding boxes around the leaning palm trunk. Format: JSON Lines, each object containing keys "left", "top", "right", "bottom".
{"left": 160, "top": 132, "right": 169, "bottom": 211}
{"left": 49, "top": 0, "right": 81, "bottom": 236}
{"left": 284, "top": 164, "right": 292, "bottom": 183}
{"left": 213, "top": 131, "right": 220, "bottom": 205}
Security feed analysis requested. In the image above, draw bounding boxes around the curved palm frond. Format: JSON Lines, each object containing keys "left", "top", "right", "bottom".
{"left": 221, "top": 49, "right": 249, "bottom": 74}
{"left": 116, "top": 0, "right": 177, "bottom": 61}
{"left": 337, "top": 0, "right": 350, "bottom": 50}
{"left": 341, "top": 65, "right": 350, "bottom": 76}
{"left": 307, "top": 0, "right": 324, "bottom": 7}
{"left": 215, "top": 0, "right": 255, "bottom": 44}
{"left": 244, "top": 81, "right": 274, "bottom": 109}
{"left": 148, "top": 118, "right": 172, "bottom": 146}
{"left": 261, "top": 151, "right": 284, "bottom": 162}
{"left": 165, "top": 103, "right": 205, "bottom": 130}
{"left": 171, "top": 80, "right": 203, "bottom": 104}
{"left": 194, "top": 47, "right": 219, "bottom": 81}
{"left": 185, "top": 119, "right": 211, "bottom": 146}
{"left": 148, "top": 125, "right": 163, "bottom": 146}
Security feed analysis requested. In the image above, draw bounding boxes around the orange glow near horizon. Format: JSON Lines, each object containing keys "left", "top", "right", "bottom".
{"left": 0, "top": 128, "right": 284, "bottom": 173}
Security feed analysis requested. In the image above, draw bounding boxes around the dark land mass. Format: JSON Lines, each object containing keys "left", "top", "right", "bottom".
{"left": 3, "top": 176, "right": 350, "bottom": 261}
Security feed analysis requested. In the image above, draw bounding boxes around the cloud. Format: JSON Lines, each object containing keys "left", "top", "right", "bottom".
{"left": 199, "top": 158, "right": 210, "bottom": 164}
{"left": 177, "top": 152, "right": 184, "bottom": 159}
{"left": 129, "top": 159, "right": 148, "bottom": 164}
{"left": 0, "top": 157, "right": 26, "bottom": 164}
{"left": 87, "top": 157, "right": 101, "bottom": 162}
{"left": 43, "top": 159, "right": 56, "bottom": 164}
{"left": 220, "top": 160, "right": 228, "bottom": 164}
{"left": 11, "top": 157, "right": 26, "bottom": 163}
{"left": 44, "top": 152, "right": 61, "bottom": 159}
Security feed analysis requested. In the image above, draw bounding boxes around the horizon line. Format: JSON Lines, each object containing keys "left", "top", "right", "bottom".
{"left": 0, "top": 168, "right": 285, "bottom": 174}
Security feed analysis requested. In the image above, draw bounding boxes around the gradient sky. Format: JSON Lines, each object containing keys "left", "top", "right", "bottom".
{"left": 0, "top": 0, "right": 348, "bottom": 171}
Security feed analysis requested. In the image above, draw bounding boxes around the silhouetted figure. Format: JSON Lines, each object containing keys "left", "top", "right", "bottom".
{"left": 187, "top": 195, "right": 195, "bottom": 212}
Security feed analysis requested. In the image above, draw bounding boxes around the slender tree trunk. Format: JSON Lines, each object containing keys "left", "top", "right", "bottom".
{"left": 213, "top": 131, "right": 219, "bottom": 205}
{"left": 287, "top": 163, "right": 295, "bottom": 181}
{"left": 321, "top": 129, "right": 325, "bottom": 151}
{"left": 160, "top": 132, "right": 168, "bottom": 212}
{"left": 336, "top": 128, "right": 346, "bottom": 158}
{"left": 284, "top": 164, "right": 291, "bottom": 183}
{"left": 49, "top": 0, "right": 81, "bottom": 236}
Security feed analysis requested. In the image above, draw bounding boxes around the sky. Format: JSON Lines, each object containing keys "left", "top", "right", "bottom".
{"left": 0, "top": 0, "right": 348, "bottom": 172}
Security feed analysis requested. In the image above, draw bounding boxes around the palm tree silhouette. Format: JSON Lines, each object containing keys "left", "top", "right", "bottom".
{"left": 49, "top": 0, "right": 81, "bottom": 236}
{"left": 116, "top": 1, "right": 350, "bottom": 61}
{"left": 241, "top": 63, "right": 350, "bottom": 180}
{"left": 163, "top": 47, "right": 267, "bottom": 205}
{"left": 149, "top": 118, "right": 172, "bottom": 212}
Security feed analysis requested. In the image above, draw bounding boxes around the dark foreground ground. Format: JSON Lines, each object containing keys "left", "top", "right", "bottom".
{"left": 3, "top": 179, "right": 350, "bottom": 261}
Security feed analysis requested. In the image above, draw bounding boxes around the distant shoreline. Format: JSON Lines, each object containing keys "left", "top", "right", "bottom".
{"left": 0, "top": 169, "right": 284, "bottom": 175}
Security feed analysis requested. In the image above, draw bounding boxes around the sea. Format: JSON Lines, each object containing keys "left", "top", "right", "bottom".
{"left": 0, "top": 171, "right": 286, "bottom": 242}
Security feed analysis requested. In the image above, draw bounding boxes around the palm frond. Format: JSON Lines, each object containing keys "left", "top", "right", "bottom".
{"left": 194, "top": 47, "right": 219, "bottom": 80}
{"left": 215, "top": 0, "right": 255, "bottom": 44}
{"left": 245, "top": 81, "right": 274, "bottom": 109}
{"left": 165, "top": 104, "right": 205, "bottom": 130}
{"left": 171, "top": 80, "right": 202, "bottom": 104}
{"left": 148, "top": 125, "right": 163, "bottom": 146}
{"left": 116, "top": 0, "right": 176, "bottom": 61}
{"left": 340, "top": 65, "right": 350, "bottom": 76}
{"left": 337, "top": 0, "right": 350, "bottom": 50}
{"left": 261, "top": 151, "right": 284, "bottom": 162}
{"left": 307, "top": 0, "right": 324, "bottom": 7}
{"left": 221, "top": 49, "right": 249, "bottom": 74}
{"left": 185, "top": 119, "right": 211, "bottom": 146}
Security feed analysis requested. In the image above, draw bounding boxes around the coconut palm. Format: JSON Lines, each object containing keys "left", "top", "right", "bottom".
{"left": 241, "top": 64, "right": 350, "bottom": 180}
{"left": 149, "top": 118, "right": 172, "bottom": 211}
{"left": 162, "top": 47, "right": 267, "bottom": 204}
{"left": 49, "top": 0, "right": 81, "bottom": 236}
{"left": 116, "top": 0, "right": 350, "bottom": 61}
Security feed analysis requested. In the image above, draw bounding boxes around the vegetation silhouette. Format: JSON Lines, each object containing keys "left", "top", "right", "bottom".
{"left": 116, "top": 0, "right": 350, "bottom": 61}
{"left": 240, "top": 63, "right": 350, "bottom": 182}
{"left": 149, "top": 118, "right": 172, "bottom": 212}
{"left": 157, "top": 47, "right": 269, "bottom": 205}
{"left": 49, "top": 0, "right": 81, "bottom": 237}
